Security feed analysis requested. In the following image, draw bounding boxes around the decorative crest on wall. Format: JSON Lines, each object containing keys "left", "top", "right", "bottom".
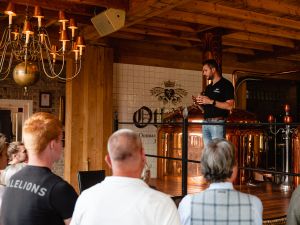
{"left": 150, "top": 80, "right": 188, "bottom": 105}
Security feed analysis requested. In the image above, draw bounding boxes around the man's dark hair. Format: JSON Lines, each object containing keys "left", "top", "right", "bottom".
{"left": 203, "top": 59, "right": 221, "bottom": 75}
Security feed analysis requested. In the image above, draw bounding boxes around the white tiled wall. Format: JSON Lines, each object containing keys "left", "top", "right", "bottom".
{"left": 113, "top": 63, "right": 232, "bottom": 178}
{"left": 113, "top": 63, "right": 202, "bottom": 177}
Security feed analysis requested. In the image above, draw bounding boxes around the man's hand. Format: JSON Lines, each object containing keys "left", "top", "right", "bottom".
{"left": 194, "top": 95, "right": 213, "bottom": 105}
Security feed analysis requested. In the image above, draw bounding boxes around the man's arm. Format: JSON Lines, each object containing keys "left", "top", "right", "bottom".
{"left": 50, "top": 181, "right": 78, "bottom": 225}
{"left": 195, "top": 96, "right": 234, "bottom": 111}
{"left": 178, "top": 195, "right": 192, "bottom": 225}
{"left": 156, "top": 197, "right": 181, "bottom": 225}
{"left": 214, "top": 99, "right": 234, "bottom": 111}
{"left": 64, "top": 218, "right": 71, "bottom": 225}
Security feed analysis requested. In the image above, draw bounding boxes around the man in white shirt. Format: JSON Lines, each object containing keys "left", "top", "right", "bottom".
{"left": 70, "top": 129, "right": 181, "bottom": 225}
{"left": 178, "top": 139, "right": 263, "bottom": 225}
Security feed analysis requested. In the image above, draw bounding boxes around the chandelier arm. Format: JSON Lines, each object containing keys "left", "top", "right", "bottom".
{"left": 41, "top": 29, "right": 64, "bottom": 54}
{"left": 45, "top": 49, "right": 61, "bottom": 76}
{"left": 43, "top": 32, "right": 54, "bottom": 52}
{"left": 40, "top": 49, "right": 66, "bottom": 79}
{"left": 0, "top": 44, "right": 13, "bottom": 75}
{"left": 0, "top": 46, "right": 8, "bottom": 71}
{"left": 0, "top": 28, "right": 9, "bottom": 49}
{"left": 0, "top": 52, "right": 13, "bottom": 80}
{"left": 39, "top": 49, "right": 59, "bottom": 79}
{"left": 57, "top": 58, "right": 82, "bottom": 81}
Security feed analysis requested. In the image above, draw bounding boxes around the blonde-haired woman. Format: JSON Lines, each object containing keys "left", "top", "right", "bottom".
{"left": 0, "top": 142, "right": 27, "bottom": 186}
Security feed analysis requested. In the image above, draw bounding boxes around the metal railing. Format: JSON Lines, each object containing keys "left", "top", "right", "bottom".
{"left": 113, "top": 114, "right": 300, "bottom": 196}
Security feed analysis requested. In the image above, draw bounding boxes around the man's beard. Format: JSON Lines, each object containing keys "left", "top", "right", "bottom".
{"left": 207, "top": 74, "right": 214, "bottom": 80}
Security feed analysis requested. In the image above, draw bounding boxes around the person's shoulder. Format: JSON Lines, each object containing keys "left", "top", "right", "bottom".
{"left": 81, "top": 182, "right": 102, "bottom": 195}
{"left": 178, "top": 194, "right": 192, "bottom": 206}
{"left": 292, "top": 185, "right": 300, "bottom": 195}
{"left": 221, "top": 77, "right": 233, "bottom": 86}
{"left": 236, "top": 190, "right": 262, "bottom": 206}
{"left": 141, "top": 186, "right": 175, "bottom": 206}
{"left": 9, "top": 165, "right": 29, "bottom": 179}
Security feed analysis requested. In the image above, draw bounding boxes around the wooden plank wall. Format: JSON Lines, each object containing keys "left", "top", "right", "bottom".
{"left": 64, "top": 45, "right": 113, "bottom": 191}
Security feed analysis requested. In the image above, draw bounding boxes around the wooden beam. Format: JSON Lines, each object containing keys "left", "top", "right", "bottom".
{"left": 64, "top": 0, "right": 128, "bottom": 9}
{"left": 223, "top": 47, "right": 255, "bottom": 55}
{"left": 109, "top": 32, "right": 194, "bottom": 47}
{"left": 2, "top": 0, "right": 98, "bottom": 16}
{"left": 111, "top": 38, "right": 201, "bottom": 60}
{"left": 222, "top": 38, "right": 274, "bottom": 52}
{"left": 139, "top": 18, "right": 196, "bottom": 32}
{"left": 126, "top": 0, "right": 193, "bottom": 26}
{"left": 239, "top": 0, "right": 300, "bottom": 17}
{"left": 112, "top": 38, "right": 300, "bottom": 73}
{"left": 161, "top": 10, "right": 300, "bottom": 41}
{"left": 224, "top": 32, "right": 295, "bottom": 48}
{"left": 279, "top": 55, "right": 300, "bottom": 62}
{"left": 179, "top": 1, "right": 300, "bottom": 31}
{"left": 11, "top": 0, "right": 128, "bottom": 10}
{"left": 239, "top": 45, "right": 300, "bottom": 63}
{"left": 123, "top": 25, "right": 201, "bottom": 42}
{"left": 81, "top": 25, "right": 100, "bottom": 41}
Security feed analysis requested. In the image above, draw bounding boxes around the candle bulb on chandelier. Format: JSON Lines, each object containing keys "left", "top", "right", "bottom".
{"left": 22, "top": 19, "right": 34, "bottom": 45}
{"left": 51, "top": 45, "right": 57, "bottom": 63}
{"left": 11, "top": 27, "right": 19, "bottom": 41}
{"left": 33, "top": 6, "right": 44, "bottom": 28}
{"left": 76, "top": 35, "right": 85, "bottom": 56}
{"left": 39, "top": 32, "right": 46, "bottom": 43}
{"left": 4, "top": 2, "right": 16, "bottom": 26}
{"left": 68, "top": 18, "right": 78, "bottom": 40}
{"left": 59, "top": 30, "right": 69, "bottom": 52}
{"left": 58, "top": 11, "right": 68, "bottom": 31}
{"left": 72, "top": 43, "right": 79, "bottom": 61}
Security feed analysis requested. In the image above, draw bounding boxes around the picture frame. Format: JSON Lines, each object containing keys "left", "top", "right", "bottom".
{"left": 39, "top": 92, "right": 52, "bottom": 108}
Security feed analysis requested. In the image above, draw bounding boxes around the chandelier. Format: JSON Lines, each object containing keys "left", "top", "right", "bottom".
{"left": 0, "top": 2, "right": 86, "bottom": 89}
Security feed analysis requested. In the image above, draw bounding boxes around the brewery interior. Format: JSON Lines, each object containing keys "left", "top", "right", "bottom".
{"left": 1, "top": 0, "right": 300, "bottom": 223}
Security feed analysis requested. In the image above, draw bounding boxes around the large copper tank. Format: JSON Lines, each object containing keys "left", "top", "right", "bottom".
{"left": 157, "top": 105, "right": 300, "bottom": 186}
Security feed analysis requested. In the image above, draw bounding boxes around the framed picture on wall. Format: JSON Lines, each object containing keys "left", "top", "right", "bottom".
{"left": 39, "top": 92, "right": 52, "bottom": 108}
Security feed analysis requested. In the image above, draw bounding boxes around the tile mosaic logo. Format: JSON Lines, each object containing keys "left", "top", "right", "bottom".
{"left": 150, "top": 80, "right": 187, "bottom": 105}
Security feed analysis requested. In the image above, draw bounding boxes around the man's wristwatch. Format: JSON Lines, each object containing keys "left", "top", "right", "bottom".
{"left": 212, "top": 99, "right": 216, "bottom": 106}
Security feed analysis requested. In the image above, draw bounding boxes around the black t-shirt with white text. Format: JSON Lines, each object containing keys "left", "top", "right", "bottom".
{"left": 1, "top": 166, "right": 78, "bottom": 225}
{"left": 203, "top": 77, "right": 234, "bottom": 119}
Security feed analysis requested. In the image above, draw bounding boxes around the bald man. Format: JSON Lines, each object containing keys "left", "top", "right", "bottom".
{"left": 70, "top": 129, "right": 180, "bottom": 225}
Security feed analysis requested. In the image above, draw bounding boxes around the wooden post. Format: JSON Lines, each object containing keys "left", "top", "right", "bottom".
{"left": 64, "top": 45, "right": 113, "bottom": 191}
{"left": 201, "top": 29, "right": 222, "bottom": 90}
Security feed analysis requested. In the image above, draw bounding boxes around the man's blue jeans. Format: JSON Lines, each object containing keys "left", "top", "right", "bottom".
{"left": 202, "top": 119, "right": 226, "bottom": 146}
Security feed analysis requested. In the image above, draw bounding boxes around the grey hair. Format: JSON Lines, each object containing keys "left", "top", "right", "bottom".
{"left": 201, "top": 138, "right": 236, "bottom": 183}
{"left": 107, "top": 129, "right": 142, "bottom": 161}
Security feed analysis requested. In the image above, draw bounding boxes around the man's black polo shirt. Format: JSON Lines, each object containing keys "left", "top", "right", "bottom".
{"left": 203, "top": 77, "right": 234, "bottom": 119}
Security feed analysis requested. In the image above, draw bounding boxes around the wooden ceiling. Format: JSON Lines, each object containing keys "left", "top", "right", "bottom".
{"left": 3, "top": 0, "right": 300, "bottom": 74}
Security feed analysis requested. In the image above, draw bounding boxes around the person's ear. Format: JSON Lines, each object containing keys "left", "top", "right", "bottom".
{"left": 141, "top": 148, "right": 146, "bottom": 160}
{"left": 105, "top": 155, "right": 112, "bottom": 168}
{"left": 140, "top": 148, "right": 146, "bottom": 167}
{"left": 229, "top": 165, "right": 238, "bottom": 182}
{"left": 211, "top": 67, "right": 216, "bottom": 73}
{"left": 49, "top": 140, "right": 55, "bottom": 151}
